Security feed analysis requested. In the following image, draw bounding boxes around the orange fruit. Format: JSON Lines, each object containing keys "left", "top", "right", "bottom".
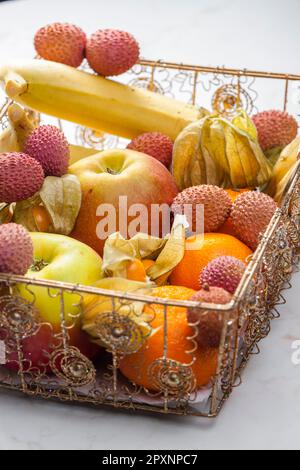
{"left": 31, "top": 206, "right": 52, "bottom": 232}
{"left": 219, "top": 217, "right": 237, "bottom": 237}
{"left": 126, "top": 258, "right": 148, "bottom": 282}
{"left": 119, "top": 285, "right": 219, "bottom": 391}
{"left": 141, "top": 259, "right": 155, "bottom": 271}
{"left": 219, "top": 189, "right": 250, "bottom": 236}
{"left": 169, "top": 233, "right": 252, "bottom": 290}
{"left": 225, "top": 189, "right": 250, "bottom": 202}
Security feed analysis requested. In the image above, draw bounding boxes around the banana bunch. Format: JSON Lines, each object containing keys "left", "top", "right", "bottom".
{"left": 0, "top": 60, "right": 202, "bottom": 141}
{"left": 0, "top": 99, "right": 97, "bottom": 164}
{"left": 172, "top": 110, "right": 273, "bottom": 190}
{"left": 0, "top": 102, "right": 37, "bottom": 153}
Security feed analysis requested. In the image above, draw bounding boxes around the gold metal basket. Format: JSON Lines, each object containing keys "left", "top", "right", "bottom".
{"left": 0, "top": 59, "right": 300, "bottom": 418}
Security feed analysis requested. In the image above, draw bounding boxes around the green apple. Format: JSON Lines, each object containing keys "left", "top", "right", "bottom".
{"left": 19, "top": 233, "right": 103, "bottom": 327}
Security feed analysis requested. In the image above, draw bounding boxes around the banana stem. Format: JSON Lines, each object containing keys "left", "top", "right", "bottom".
{"left": 7, "top": 102, "right": 25, "bottom": 123}
{"left": 4, "top": 72, "right": 28, "bottom": 98}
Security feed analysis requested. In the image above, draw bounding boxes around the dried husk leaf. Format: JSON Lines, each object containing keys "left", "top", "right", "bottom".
{"left": 101, "top": 215, "right": 186, "bottom": 284}
{"left": 81, "top": 277, "right": 156, "bottom": 349}
{"left": 173, "top": 110, "right": 272, "bottom": 190}
{"left": 13, "top": 175, "right": 82, "bottom": 235}
{"left": 206, "top": 119, "right": 230, "bottom": 175}
{"left": 172, "top": 119, "right": 204, "bottom": 190}
{"left": 146, "top": 216, "right": 186, "bottom": 285}
{"left": 232, "top": 109, "right": 258, "bottom": 140}
{"left": 102, "top": 233, "right": 166, "bottom": 279}
{"left": 13, "top": 194, "right": 41, "bottom": 231}
{"left": 172, "top": 117, "right": 227, "bottom": 190}
{"left": 263, "top": 146, "right": 283, "bottom": 167}
{"left": 225, "top": 123, "right": 259, "bottom": 187}
{"left": 203, "top": 114, "right": 272, "bottom": 188}
{"left": 40, "top": 175, "right": 81, "bottom": 235}
{"left": 0, "top": 203, "right": 14, "bottom": 224}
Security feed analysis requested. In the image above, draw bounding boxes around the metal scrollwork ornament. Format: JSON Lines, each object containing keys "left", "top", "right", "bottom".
{"left": 128, "top": 76, "right": 165, "bottom": 94}
{"left": 0, "top": 296, "right": 39, "bottom": 338}
{"left": 50, "top": 347, "right": 96, "bottom": 387}
{"left": 148, "top": 358, "right": 196, "bottom": 397}
{"left": 75, "top": 126, "right": 121, "bottom": 152}
{"left": 212, "top": 84, "right": 253, "bottom": 117}
{"left": 94, "top": 312, "right": 146, "bottom": 355}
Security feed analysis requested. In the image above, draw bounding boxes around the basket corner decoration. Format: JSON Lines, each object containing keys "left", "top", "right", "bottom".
{"left": 0, "top": 23, "right": 300, "bottom": 418}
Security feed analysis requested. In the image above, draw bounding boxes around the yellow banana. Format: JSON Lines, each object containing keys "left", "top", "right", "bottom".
{"left": 69, "top": 144, "right": 99, "bottom": 165}
{"left": 267, "top": 137, "right": 300, "bottom": 200}
{"left": 0, "top": 102, "right": 36, "bottom": 153}
{"left": 0, "top": 100, "right": 99, "bottom": 164}
{"left": 0, "top": 60, "right": 202, "bottom": 141}
{"left": 7, "top": 102, "right": 37, "bottom": 148}
{"left": 0, "top": 125, "right": 19, "bottom": 153}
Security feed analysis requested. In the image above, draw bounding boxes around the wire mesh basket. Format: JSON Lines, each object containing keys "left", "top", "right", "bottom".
{"left": 0, "top": 59, "right": 300, "bottom": 418}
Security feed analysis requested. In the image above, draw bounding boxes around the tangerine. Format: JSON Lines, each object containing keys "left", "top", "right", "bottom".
{"left": 219, "top": 189, "right": 250, "bottom": 236}
{"left": 169, "top": 233, "right": 252, "bottom": 290}
{"left": 141, "top": 259, "right": 155, "bottom": 272}
{"left": 31, "top": 206, "right": 52, "bottom": 232}
{"left": 119, "top": 285, "right": 219, "bottom": 391}
{"left": 126, "top": 258, "right": 148, "bottom": 282}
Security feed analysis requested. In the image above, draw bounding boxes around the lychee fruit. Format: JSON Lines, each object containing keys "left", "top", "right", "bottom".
{"left": 187, "top": 286, "right": 232, "bottom": 349}
{"left": 0, "top": 152, "right": 44, "bottom": 203}
{"left": 86, "top": 29, "right": 140, "bottom": 76}
{"left": 127, "top": 132, "right": 174, "bottom": 167}
{"left": 252, "top": 110, "right": 298, "bottom": 152}
{"left": 172, "top": 185, "right": 232, "bottom": 233}
{"left": 231, "top": 191, "right": 277, "bottom": 251}
{"left": 24, "top": 125, "right": 70, "bottom": 177}
{"left": 201, "top": 256, "right": 246, "bottom": 294}
{"left": 34, "top": 23, "right": 86, "bottom": 67}
{"left": 0, "top": 223, "right": 33, "bottom": 275}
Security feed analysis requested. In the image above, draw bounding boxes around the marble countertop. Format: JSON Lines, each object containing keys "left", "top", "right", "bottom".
{"left": 0, "top": 0, "right": 300, "bottom": 451}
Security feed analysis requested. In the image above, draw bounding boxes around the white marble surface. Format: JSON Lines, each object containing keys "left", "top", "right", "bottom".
{"left": 0, "top": 0, "right": 300, "bottom": 450}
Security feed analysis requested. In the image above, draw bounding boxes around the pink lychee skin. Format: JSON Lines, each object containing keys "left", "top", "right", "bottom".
{"left": 0, "top": 152, "right": 44, "bottom": 203}
{"left": 252, "top": 110, "right": 298, "bottom": 151}
{"left": 0, "top": 223, "right": 33, "bottom": 275}
{"left": 34, "top": 23, "right": 86, "bottom": 67}
{"left": 172, "top": 185, "right": 232, "bottom": 233}
{"left": 127, "top": 132, "right": 174, "bottom": 167}
{"left": 86, "top": 29, "right": 140, "bottom": 77}
{"left": 200, "top": 256, "right": 246, "bottom": 294}
{"left": 231, "top": 191, "right": 277, "bottom": 251}
{"left": 187, "top": 287, "right": 232, "bottom": 349}
{"left": 25, "top": 125, "right": 70, "bottom": 177}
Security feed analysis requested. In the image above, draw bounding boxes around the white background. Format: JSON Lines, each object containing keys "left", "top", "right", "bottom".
{"left": 0, "top": 0, "right": 299, "bottom": 450}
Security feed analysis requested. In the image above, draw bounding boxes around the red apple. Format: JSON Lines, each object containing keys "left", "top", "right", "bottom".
{"left": 69, "top": 149, "right": 178, "bottom": 255}
{"left": 1, "top": 233, "right": 104, "bottom": 373}
{"left": 2, "top": 324, "right": 101, "bottom": 373}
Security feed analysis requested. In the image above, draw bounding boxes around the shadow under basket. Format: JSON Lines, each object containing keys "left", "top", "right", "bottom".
{"left": 0, "top": 59, "right": 300, "bottom": 418}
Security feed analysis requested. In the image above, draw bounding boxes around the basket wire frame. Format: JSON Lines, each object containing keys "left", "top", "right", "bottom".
{"left": 0, "top": 59, "right": 300, "bottom": 418}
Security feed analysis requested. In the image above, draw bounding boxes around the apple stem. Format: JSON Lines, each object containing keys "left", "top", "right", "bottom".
{"left": 30, "top": 259, "right": 49, "bottom": 272}
{"left": 106, "top": 168, "right": 119, "bottom": 175}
